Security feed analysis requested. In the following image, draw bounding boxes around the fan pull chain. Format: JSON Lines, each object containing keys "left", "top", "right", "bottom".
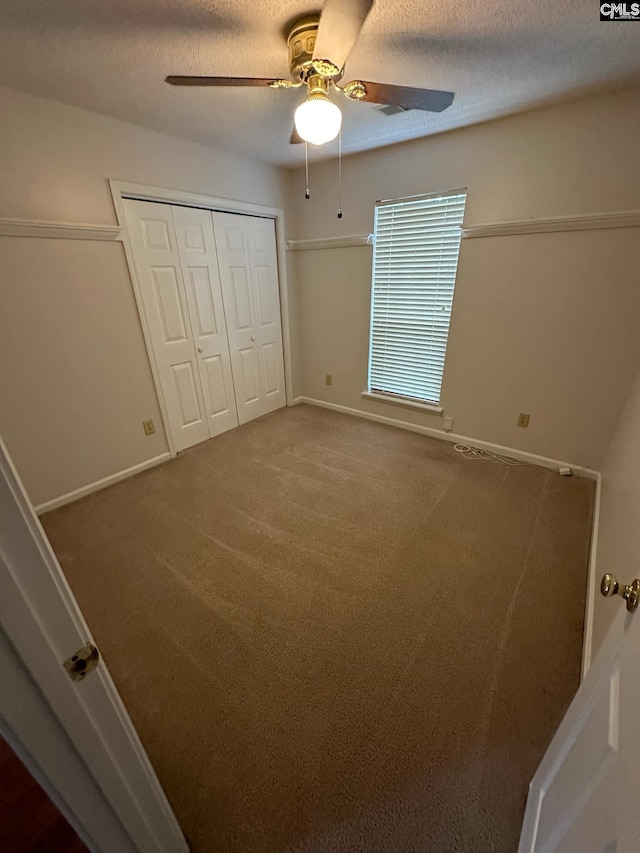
{"left": 337, "top": 128, "right": 343, "bottom": 219}
{"left": 304, "top": 142, "right": 310, "bottom": 199}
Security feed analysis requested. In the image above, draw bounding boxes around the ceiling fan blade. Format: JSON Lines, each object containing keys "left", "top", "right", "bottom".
{"left": 312, "top": 0, "right": 374, "bottom": 71}
{"left": 166, "top": 76, "right": 282, "bottom": 87}
{"left": 353, "top": 82, "right": 455, "bottom": 112}
{"left": 290, "top": 126, "right": 304, "bottom": 144}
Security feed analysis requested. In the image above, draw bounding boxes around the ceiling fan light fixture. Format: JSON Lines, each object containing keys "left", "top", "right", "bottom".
{"left": 294, "top": 92, "right": 342, "bottom": 146}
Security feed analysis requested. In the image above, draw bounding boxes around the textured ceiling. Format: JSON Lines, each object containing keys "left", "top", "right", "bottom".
{"left": 1, "top": 0, "right": 639, "bottom": 167}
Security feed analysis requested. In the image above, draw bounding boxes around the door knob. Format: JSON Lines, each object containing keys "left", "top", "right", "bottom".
{"left": 600, "top": 573, "right": 640, "bottom": 612}
{"left": 197, "top": 346, "right": 204, "bottom": 353}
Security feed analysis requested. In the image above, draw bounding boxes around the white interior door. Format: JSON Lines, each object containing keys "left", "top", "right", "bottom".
{"left": 171, "top": 205, "right": 238, "bottom": 439}
{"left": 212, "top": 212, "right": 286, "bottom": 425}
{"left": 123, "top": 199, "right": 209, "bottom": 452}
{"left": 0, "top": 433, "right": 186, "bottom": 852}
{"left": 518, "top": 583, "right": 640, "bottom": 853}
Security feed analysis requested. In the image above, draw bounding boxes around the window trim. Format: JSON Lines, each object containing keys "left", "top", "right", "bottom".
{"left": 360, "top": 390, "right": 443, "bottom": 415}
{"left": 375, "top": 187, "right": 468, "bottom": 208}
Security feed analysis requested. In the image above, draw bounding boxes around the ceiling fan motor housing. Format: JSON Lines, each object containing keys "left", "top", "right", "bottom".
{"left": 287, "top": 16, "right": 319, "bottom": 80}
{"left": 287, "top": 16, "right": 342, "bottom": 83}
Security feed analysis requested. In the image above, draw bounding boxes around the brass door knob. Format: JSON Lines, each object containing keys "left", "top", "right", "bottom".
{"left": 600, "top": 573, "right": 640, "bottom": 613}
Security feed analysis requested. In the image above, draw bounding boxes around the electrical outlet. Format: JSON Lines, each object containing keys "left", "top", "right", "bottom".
{"left": 142, "top": 419, "right": 156, "bottom": 436}
{"left": 443, "top": 416, "right": 454, "bottom": 432}
{"left": 325, "top": 374, "right": 333, "bottom": 386}
{"left": 517, "top": 413, "right": 531, "bottom": 428}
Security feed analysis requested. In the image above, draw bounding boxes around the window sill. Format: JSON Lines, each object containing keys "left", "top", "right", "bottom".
{"left": 361, "top": 391, "right": 443, "bottom": 415}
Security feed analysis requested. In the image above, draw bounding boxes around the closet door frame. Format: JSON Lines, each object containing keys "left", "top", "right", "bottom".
{"left": 110, "top": 180, "right": 295, "bottom": 458}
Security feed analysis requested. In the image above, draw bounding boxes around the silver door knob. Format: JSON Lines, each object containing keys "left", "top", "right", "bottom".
{"left": 600, "top": 573, "right": 640, "bottom": 613}
{"left": 197, "top": 346, "right": 204, "bottom": 353}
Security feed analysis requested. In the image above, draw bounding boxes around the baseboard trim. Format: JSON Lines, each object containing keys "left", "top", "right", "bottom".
{"left": 296, "top": 396, "right": 597, "bottom": 477}
{"left": 581, "top": 471, "right": 601, "bottom": 680}
{"left": 34, "top": 453, "right": 171, "bottom": 515}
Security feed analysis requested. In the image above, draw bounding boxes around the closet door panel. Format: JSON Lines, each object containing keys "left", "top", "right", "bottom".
{"left": 228, "top": 266, "right": 253, "bottom": 331}
{"left": 171, "top": 362, "right": 203, "bottom": 426}
{"left": 152, "top": 267, "right": 188, "bottom": 343}
{"left": 212, "top": 212, "right": 286, "bottom": 424}
{"left": 123, "top": 199, "right": 209, "bottom": 451}
{"left": 202, "top": 355, "right": 230, "bottom": 415}
{"left": 238, "top": 347, "right": 261, "bottom": 405}
{"left": 188, "top": 267, "right": 217, "bottom": 337}
{"left": 254, "top": 265, "right": 275, "bottom": 326}
{"left": 212, "top": 214, "right": 262, "bottom": 424}
{"left": 171, "top": 206, "right": 239, "bottom": 438}
{"left": 246, "top": 217, "right": 286, "bottom": 411}
{"left": 261, "top": 342, "right": 280, "bottom": 395}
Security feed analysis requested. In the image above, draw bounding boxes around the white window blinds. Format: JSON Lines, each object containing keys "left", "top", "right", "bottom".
{"left": 368, "top": 189, "right": 467, "bottom": 405}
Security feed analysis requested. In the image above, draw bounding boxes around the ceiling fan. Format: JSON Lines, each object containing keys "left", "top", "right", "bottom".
{"left": 165, "top": 0, "right": 455, "bottom": 147}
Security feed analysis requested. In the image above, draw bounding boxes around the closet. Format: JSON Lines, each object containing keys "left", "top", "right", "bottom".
{"left": 123, "top": 200, "right": 286, "bottom": 451}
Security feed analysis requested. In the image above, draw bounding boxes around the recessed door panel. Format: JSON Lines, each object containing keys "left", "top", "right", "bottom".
{"left": 230, "top": 267, "right": 252, "bottom": 331}
{"left": 151, "top": 267, "right": 188, "bottom": 343}
{"left": 238, "top": 347, "right": 260, "bottom": 404}
{"left": 141, "top": 218, "right": 172, "bottom": 251}
{"left": 184, "top": 224, "right": 205, "bottom": 252}
{"left": 226, "top": 228, "right": 244, "bottom": 253}
{"left": 251, "top": 230, "right": 269, "bottom": 253}
{"left": 171, "top": 362, "right": 203, "bottom": 426}
{"left": 188, "top": 267, "right": 218, "bottom": 337}
{"left": 254, "top": 265, "right": 274, "bottom": 327}
{"left": 544, "top": 779, "right": 618, "bottom": 853}
{"left": 202, "top": 355, "right": 231, "bottom": 416}
{"left": 261, "top": 342, "right": 279, "bottom": 396}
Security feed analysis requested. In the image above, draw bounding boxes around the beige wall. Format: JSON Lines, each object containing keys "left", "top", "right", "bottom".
{"left": 0, "top": 239, "right": 168, "bottom": 503}
{"left": 0, "top": 85, "right": 291, "bottom": 506}
{"left": 289, "top": 86, "right": 640, "bottom": 468}
{"left": 592, "top": 365, "right": 640, "bottom": 659}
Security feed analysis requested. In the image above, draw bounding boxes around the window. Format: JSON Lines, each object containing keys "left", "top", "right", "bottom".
{"left": 367, "top": 189, "right": 467, "bottom": 408}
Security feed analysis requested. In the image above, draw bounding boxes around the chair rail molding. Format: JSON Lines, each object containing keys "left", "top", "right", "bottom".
{"left": 0, "top": 218, "right": 123, "bottom": 241}
{"left": 462, "top": 208, "right": 640, "bottom": 239}
{"left": 286, "top": 234, "right": 373, "bottom": 251}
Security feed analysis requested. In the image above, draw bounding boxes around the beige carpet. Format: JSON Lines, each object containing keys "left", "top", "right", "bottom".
{"left": 42, "top": 405, "right": 594, "bottom": 853}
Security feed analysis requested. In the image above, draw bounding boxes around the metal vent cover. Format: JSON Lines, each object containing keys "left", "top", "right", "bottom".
{"left": 375, "top": 103, "right": 408, "bottom": 117}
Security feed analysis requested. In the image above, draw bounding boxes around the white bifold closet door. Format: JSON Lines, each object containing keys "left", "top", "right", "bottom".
{"left": 123, "top": 199, "right": 285, "bottom": 452}
{"left": 172, "top": 205, "right": 240, "bottom": 439}
{"left": 212, "top": 212, "right": 286, "bottom": 424}
{"left": 123, "top": 200, "right": 238, "bottom": 451}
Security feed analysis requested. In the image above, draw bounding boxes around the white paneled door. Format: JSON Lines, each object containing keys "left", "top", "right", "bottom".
{"left": 0, "top": 431, "right": 187, "bottom": 852}
{"left": 171, "top": 205, "right": 238, "bottom": 439}
{"left": 212, "top": 212, "right": 286, "bottom": 424}
{"left": 124, "top": 199, "right": 211, "bottom": 451}
{"left": 518, "top": 593, "right": 640, "bottom": 853}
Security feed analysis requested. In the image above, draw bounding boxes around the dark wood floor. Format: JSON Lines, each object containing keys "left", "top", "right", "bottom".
{"left": 0, "top": 736, "right": 87, "bottom": 852}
